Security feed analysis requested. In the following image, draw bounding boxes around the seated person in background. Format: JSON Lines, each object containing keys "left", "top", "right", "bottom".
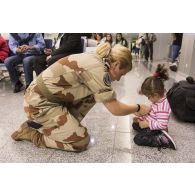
{"left": 33, "top": 33, "right": 83, "bottom": 76}
{"left": 132, "top": 64, "right": 176, "bottom": 150}
{"left": 4, "top": 33, "right": 45, "bottom": 92}
{"left": 104, "top": 33, "right": 113, "bottom": 46}
{"left": 0, "top": 35, "right": 9, "bottom": 63}
{"left": 113, "top": 33, "right": 128, "bottom": 47}
{"left": 0, "top": 35, "right": 9, "bottom": 80}
{"left": 94, "top": 33, "right": 103, "bottom": 45}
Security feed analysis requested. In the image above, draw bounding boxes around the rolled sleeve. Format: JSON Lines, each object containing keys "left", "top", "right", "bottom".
{"left": 94, "top": 90, "right": 116, "bottom": 102}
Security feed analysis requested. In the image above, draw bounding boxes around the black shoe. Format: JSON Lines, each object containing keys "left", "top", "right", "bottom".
{"left": 169, "top": 65, "right": 177, "bottom": 72}
{"left": 158, "top": 130, "right": 177, "bottom": 150}
{"left": 13, "top": 81, "right": 23, "bottom": 93}
{"left": 132, "top": 122, "right": 140, "bottom": 131}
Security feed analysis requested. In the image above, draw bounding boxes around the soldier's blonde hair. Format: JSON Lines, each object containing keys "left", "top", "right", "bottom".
{"left": 96, "top": 42, "right": 132, "bottom": 70}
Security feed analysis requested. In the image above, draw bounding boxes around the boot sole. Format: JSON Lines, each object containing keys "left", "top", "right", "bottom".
{"left": 161, "top": 130, "right": 177, "bottom": 150}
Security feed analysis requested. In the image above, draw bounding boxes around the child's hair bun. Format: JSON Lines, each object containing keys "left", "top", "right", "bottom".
{"left": 154, "top": 64, "right": 169, "bottom": 81}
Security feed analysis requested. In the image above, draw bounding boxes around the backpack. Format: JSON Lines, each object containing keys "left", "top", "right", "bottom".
{"left": 10, "top": 33, "right": 35, "bottom": 46}
{"left": 167, "top": 76, "right": 195, "bottom": 122}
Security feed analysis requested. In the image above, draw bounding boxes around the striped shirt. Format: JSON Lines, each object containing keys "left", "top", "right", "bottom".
{"left": 139, "top": 97, "right": 171, "bottom": 130}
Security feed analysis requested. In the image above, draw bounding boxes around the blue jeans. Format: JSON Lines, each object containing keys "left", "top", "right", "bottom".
{"left": 171, "top": 45, "right": 181, "bottom": 63}
{"left": 4, "top": 55, "right": 36, "bottom": 86}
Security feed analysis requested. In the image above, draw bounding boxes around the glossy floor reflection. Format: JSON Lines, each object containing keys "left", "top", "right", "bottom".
{"left": 0, "top": 60, "right": 195, "bottom": 162}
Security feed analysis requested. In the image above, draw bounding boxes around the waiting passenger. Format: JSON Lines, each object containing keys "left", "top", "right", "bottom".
{"left": 147, "top": 33, "right": 157, "bottom": 62}
{"left": 104, "top": 33, "right": 113, "bottom": 46}
{"left": 135, "top": 37, "right": 141, "bottom": 58}
{"left": 0, "top": 35, "right": 9, "bottom": 63}
{"left": 4, "top": 33, "right": 45, "bottom": 92}
{"left": 94, "top": 33, "right": 104, "bottom": 45}
{"left": 11, "top": 43, "right": 150, "bottom": 152}
{"left": 132, "top": 64, "right": 176, "bottom": 150}
{"left": 33, "top": 33, "right": 83, "bottom": 76}
{"left": 137, "top": 33, "right": 145, "bottom": 59}
{"left": 169, "top": 33, "right": 183, "bottom": 72}
{"left": 143, "top": 33, "right": 150, "bottom": 62}
{"left": 113, "top": 33, "right": 128, "bottom": 47}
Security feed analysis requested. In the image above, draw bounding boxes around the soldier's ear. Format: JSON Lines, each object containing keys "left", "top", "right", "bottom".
{"left": 115, "top": 60, "right": 120, "bottom": 68}
{"left": 110, "top": 61, "right": 120, "bottom": 70}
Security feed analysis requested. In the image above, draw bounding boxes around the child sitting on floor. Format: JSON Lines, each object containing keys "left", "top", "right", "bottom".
{"left": 132, "top": 64, "right": 176, "bottom": 150}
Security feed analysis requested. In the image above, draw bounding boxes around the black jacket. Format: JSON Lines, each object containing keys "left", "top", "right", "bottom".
{"left": 47, "top": 33, "right": 83, "bottom": 66}
{"left": 173, "top": 33, "right": 183, "bottom": 47}
{"left": 51, "top": 33, "right": 83, "bottom": 56}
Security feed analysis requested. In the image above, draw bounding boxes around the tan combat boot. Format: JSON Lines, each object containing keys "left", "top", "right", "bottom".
{"left": 11, "top": 121, "right": 36, "bottom": 141}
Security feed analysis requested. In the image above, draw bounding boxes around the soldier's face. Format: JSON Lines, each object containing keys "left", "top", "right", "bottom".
{"left": 109, "top": 62, "right": 130, "bottom": 81}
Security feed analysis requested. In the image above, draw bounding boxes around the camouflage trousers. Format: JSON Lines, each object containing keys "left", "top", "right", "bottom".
{"left": 23, "top": 85, "right": 95, "bottom": 152}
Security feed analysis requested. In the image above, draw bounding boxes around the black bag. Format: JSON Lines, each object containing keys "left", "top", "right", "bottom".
{"left": 167, "top": 77, "right": 195, "bottom": 122}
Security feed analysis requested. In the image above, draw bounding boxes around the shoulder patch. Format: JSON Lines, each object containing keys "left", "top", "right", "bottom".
{"left": 103, "top": 73, "right": 112, "bottom": 86}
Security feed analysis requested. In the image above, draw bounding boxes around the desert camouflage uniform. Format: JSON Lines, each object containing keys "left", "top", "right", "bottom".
{"left": 23, "top": 53, "right": 116, "bottom": 151}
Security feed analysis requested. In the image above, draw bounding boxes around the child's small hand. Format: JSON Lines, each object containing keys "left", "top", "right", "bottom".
{"left": 133, "top": 117, "right": 141, "bottom": 123}
{"left": 138, "top": 104, "right": 151, "bottom": 116}
{"left": 134, "top": 112, "right": 142, "bottom": 117}
{"left": 139, "top": 120, "right": 149, "bottom": 128}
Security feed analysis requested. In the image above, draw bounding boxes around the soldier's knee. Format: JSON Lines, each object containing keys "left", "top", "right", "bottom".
{"left": 72, "top": 135, "right": 90, "bottom": 152}
{"left": 31, "top": 131, "right": 46, "bottom": 148}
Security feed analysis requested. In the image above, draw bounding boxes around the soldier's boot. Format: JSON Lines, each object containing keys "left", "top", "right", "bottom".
{"left": 11, "top": 121, "right": 36, "bottom": 141}
{"left": 31, "top": 131, "right": 46, "bottom": 148}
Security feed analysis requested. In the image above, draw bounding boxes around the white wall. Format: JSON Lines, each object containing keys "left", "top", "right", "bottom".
{"left": 179, "top": 33, "right": 195, "bottom": 77}
{"left": 153, "top": 33, "right": 172, "bottom": 60}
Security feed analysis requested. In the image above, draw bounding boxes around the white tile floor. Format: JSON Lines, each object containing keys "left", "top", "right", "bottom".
{"left": 0, "top": 59, "right": 195, "bottom": 162}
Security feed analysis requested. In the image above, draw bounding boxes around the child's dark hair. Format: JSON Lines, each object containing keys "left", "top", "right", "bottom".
{"left": 140, "top": 64, "right": 169, "bottom": 97}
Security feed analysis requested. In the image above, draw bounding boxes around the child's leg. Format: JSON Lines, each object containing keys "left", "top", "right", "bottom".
{"left": 133, "top": 129, "right": 162, "bottom": 147}
{"left": 132, "top": 122, "right": 150, "bottom": 133}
